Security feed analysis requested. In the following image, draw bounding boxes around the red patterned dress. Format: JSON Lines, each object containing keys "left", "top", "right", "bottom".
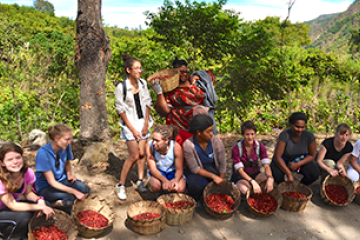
{"left": 164, "top": 86, "right": 205, "bottom": 130}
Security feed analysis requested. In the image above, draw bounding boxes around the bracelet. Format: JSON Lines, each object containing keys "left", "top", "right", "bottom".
{"left": 174, "top": 178, "right": 180, "bottom": 182}
{"left": 267, "top": 175, "right": 274, "bottom": 179}
{"left": 36, "top": 196, "right": 44, "bottom": 203}
{"left": 248, "top": 179, "right": 253, "bottom": 183}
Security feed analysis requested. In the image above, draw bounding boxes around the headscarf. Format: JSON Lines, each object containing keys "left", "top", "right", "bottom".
{"left": 192, "top": 70, "right": 218, "bottom": 110}
{"left": 188, "top": 114, "right": 213, "bottom": 133}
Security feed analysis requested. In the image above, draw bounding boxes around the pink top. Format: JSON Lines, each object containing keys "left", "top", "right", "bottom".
{"left": 0, "top": 168, "right": 35, "bottom": 210}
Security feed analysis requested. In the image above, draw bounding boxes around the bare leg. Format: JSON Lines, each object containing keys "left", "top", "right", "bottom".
{"left": 119, "top": 140, "right": 140, "bottom": 185}
{"left": 255, "top": 173, "right": 268, "bottom": 183}
{"left": 136, "top": 139, "right": 147, "bottom": 180}
{"left": 148, "top": 177, "right": 162, "bottom": 193}
{"left": 236, "top": 179, "right": 251, "bottom": 195}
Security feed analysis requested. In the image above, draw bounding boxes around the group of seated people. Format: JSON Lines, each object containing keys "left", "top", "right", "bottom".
{"left": 0, "top": 124, "right": 90, "bottom": 239}
{"left": 1, "top": 54, "right": 360, "bottom": 239}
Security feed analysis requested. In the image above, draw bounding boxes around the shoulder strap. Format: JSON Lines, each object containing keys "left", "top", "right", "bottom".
{"left": 122, "top": 79, "right": 144, "bottom": 101}
{"left": 122, "top": 80, "right": 127, "bottom": 101}
{"left": 237, "top": 139, "right": 244, "bottom": 158}
{"left": 237, "top": 139, "right": 260, "bottom": 160}
{"left": 254, "top": 140, "right": 260, "bottom": 158}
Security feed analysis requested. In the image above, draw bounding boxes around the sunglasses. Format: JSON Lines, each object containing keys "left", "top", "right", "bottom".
{"left": 55, "top": 154, "right": 60, "bottom": 168}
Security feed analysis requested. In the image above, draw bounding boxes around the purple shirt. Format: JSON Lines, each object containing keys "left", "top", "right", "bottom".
{"left": 0, "top": 168, "right": 35, "bottom": 210}
{"left": 232, "top": 140, "right": 270, "bottom": 175}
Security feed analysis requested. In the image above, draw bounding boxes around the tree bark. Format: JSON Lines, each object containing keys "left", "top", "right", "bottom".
{"left": 75, "top": 0, "right": 113, "bottom": 165}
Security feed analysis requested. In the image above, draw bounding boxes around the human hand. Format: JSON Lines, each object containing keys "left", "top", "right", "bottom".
{"left": 213, "top": 175, "right": 225, "bottom": 186}
{"left": 286, "top": 172, "right": 294, "bottom": 183}
{"left": 41, "top": 206, "right": 55, "bottom": 220}
{"left": 329, "top": 169, "right": 339, "bottom": 177}
{"left": 141, "top": 125, "right": 148, "bottom": 138}
{"left": 265, "top": 177, "right": 274, "bottom": 193}
{"left": 131, "top": 129, "right": 142, "bottom": 141}
{"left": 74, "top": 190, "right": 86, "bottom": 201}
{"left": 170, "top": 180, "right": 179, "bottom": 192}
{"left": 288, "top": 162, "right": 299, "bottom": 172}
{"left": 252, "top": 180, "right": 262, "bottom": 194}
{"left": 67, "top": 174, "right": 77, "bottom": 183}
{"left": 151, "top": 79, "right": 163, "bottom": 95}
{"left": 339, "top": 168, "right": 347, "bottom": 177}
{"left": 162, "top": 180, "right": 172, "bottom": 192}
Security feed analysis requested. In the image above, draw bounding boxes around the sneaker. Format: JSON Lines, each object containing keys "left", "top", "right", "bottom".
{"left": 136, "top": 180, "right": 147, "bottom": 193}
{"left": 115, "top": 184, "right": 127, "bottom": 200}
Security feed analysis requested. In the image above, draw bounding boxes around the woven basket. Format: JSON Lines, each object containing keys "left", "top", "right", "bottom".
{"left": 203, "top": 181, "right": 241, "bottom": 219}
{"left": 246, "top": 181, "right": 283, "bottom": 217}
{"left": 278, "top": 181, "right": 313, "bottom": 212}
{"left": 28, "top": 209, "right": 78, "bottom": 240}
{"left": 72, "top": 194, "right": 115, "bottom": 238}
{"left": 147, "top": 68, "right": 180, "bottom": 93}
{"left": 353, "top": 180, "right": 360, "bottom": 205}
{"left": 157, "top": 193, "right": 195, "bottom": 226}
{"left": 127, "top": 200, "right": 166, "bottom": 235}
{"left": 320, "top": 175, "right": 355, "bottom": 206}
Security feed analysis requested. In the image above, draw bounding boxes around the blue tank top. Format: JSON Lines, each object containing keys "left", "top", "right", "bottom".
{"left": 150, "top": 140, "right": 175, "bottom": 173}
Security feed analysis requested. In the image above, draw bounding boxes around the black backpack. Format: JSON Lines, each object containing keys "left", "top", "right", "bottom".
{"left": 121, "top": 79, "right": 145, "bottom": 101}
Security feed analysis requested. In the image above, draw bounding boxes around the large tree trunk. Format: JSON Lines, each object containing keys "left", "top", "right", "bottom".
{"left": 75, "top": 0, "right": 113, "bottom": 166}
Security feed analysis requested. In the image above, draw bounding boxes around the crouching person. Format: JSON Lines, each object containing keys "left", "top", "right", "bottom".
{"left": 146, "top": 125, "right": 186, "bottom": 193}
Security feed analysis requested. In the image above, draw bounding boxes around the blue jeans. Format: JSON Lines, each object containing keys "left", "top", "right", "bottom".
{"left": 0, "top": 200, "right": 35, "bottom": 240}
{"left": 38, "top": 179, "right": 90, "bottom": 206}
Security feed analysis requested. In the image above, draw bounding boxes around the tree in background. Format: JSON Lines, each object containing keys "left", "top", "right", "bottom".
{"left": 33, "top": 0, "right": 54, "bottom": 16}
{"left": 145, "top": 0, "right": 242, "bottom": 67}
{"left": 75, "top": 0, "right": 114, "bottom": 166}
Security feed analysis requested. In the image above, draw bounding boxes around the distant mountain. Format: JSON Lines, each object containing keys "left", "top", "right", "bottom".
{"left": 305, "top": 0, "right": 360, "bottom": 54}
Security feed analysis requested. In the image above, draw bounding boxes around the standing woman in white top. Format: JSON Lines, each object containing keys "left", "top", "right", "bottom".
{"left": 114, "top": 54, "right": 153, "bottom": 200}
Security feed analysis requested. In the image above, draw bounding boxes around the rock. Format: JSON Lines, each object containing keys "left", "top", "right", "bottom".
{"left": 21, "top": 129, "right": 47, "bottom": 149}
{"left": 80, "top": 140, "right": 115, "bottom": 167}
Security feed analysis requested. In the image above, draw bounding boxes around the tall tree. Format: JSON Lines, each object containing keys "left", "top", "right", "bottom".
{"left": 75, "top": 0, "right": 113, "bottom": 165}
{"left": 145, "top": 0, "right": 241, "bottom": 67}
{"left": 33, "top": 0, "right": 54, "bottom": 15}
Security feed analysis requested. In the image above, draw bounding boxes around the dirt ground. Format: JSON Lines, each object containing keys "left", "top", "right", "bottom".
{"left": 24, "top": 133, "right": 360, "bottom": 240}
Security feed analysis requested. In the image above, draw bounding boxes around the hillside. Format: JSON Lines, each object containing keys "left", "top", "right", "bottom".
{"left": 305, "top": 0, "right": 360, "bottom": 53}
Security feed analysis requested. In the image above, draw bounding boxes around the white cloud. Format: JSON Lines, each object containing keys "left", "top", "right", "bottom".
{"left": 226, "top": 0, "right": 353, "bottom": 23}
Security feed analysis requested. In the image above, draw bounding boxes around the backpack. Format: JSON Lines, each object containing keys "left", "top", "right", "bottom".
{"left": 237, "top": 139, "right": 260, "bottom": 160}
{"left": 229, "top": 139, "right": 261, "bottom": 181}
{"left": 121, "top": 79, "right": 145, "bottom": 101}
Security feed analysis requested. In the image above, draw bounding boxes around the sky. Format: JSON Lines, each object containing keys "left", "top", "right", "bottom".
{"left": 0, "top": 0, "right": 355, "bottom": 29}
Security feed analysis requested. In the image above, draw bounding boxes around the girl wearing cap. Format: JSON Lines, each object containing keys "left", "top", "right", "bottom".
{"left": 146, "top": 125, "right": 186, "bottom": 193}
{"left": 183, "top": 114, "right": 226, "bottom": 201}
{"left": 270, "top": 112, "right": 319, "bottom": 185}
{"left": 317, "top": 123, "right": 353, "bottom": 182}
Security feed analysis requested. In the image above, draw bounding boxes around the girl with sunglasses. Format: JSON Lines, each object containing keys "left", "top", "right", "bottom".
{"left": 114, "top": 54, "right": 153, "bottom": 200}
{"left": 35, "top": 124, "right": 90, "bottom": 209}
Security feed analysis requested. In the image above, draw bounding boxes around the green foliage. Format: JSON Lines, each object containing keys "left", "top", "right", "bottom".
{"left": 33, "top": 0, "right": 54, "bottom": 16}
{"left": 2, "top": 2, "right": 360, "bottom": 143}
{"left": 145, "top": 0, "right": 242, "bottom": 66}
